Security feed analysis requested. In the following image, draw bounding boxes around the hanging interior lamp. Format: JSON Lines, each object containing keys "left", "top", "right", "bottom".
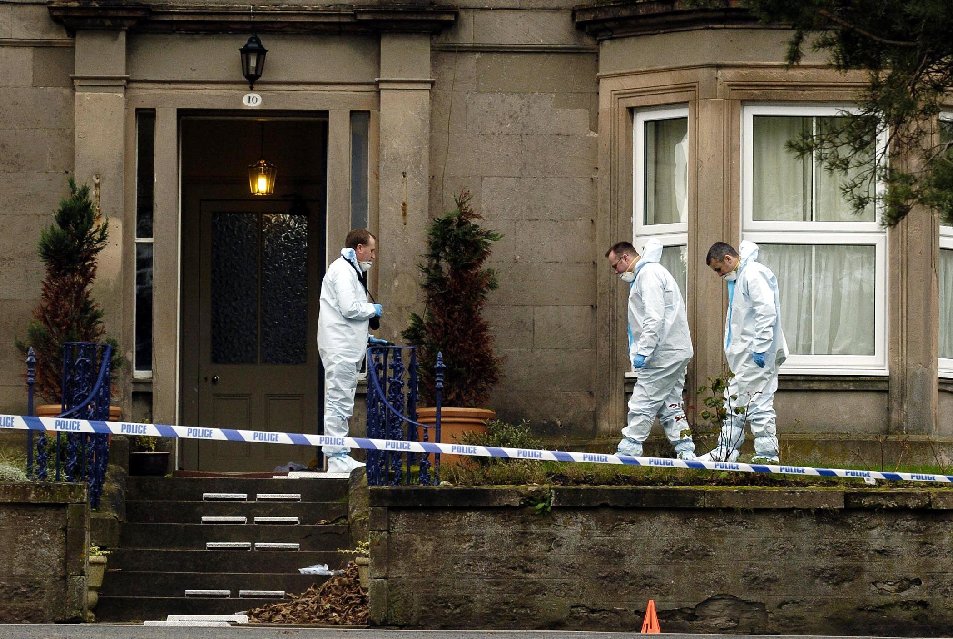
{"left": 248, "top": 122, "right": 277, "bottom": 196}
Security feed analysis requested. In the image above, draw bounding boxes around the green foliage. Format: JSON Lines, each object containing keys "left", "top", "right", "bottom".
{"left": 89, "top": 544, "right": 111, "bottom": 557}
{"left": 16, "top": 178, "right": 120, "bottom": 402}
{"left": 460, "top": 419, "right": 543, "bottom": 451}
{"left": 0, "top": 460, "right": 28, "bottom": 483}
{"left": 403, "top": 190, "right": 503, "bottom": 406}
{"left": 131, "top": 435, "right": 158, "bottom": 452}
{"left": 526, "top": 490, "right": 553, "bottom": 516}
{"left": 338, "top": 539, "right": 370, "bottom": 557}
{"left": 746, "top": 0, "right": 953, "bottom": 226}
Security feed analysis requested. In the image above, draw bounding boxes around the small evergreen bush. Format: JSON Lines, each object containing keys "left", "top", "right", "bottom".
{"left": 17, "top": 178, "right": 119, "bottom": 403}
{"left": 403, "top": 190, "right": 502, "bottom": 406}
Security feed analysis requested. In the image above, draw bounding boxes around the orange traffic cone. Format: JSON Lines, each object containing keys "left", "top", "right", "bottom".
{"left": 641, "top": 599, "right": 661, "bottom": 634}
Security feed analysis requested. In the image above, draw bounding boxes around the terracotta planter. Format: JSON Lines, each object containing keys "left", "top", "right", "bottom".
{"left": 416, "top": 407, "right": 495, "bottom": 467}
{"left": 35, "top": 403, "right": 122, "bottom": 421}
{"left": 129, "top": 451, "right": 170, "bottom": 476}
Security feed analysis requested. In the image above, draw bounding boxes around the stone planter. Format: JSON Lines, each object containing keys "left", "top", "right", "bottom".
{"left": 129, "top": 451, "right": 170, "bottom": 476}
{"left": 355, "top": 556, "right": 370, "bottom": 590}
{"left": 416, "top": 407, "right": 494, "bottom": 467}
{"left": 86, "top": 554, "right": 107, "bottom": 612}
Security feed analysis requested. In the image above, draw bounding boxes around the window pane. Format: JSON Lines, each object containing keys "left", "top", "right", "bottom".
{"left": 815, "top": 117, "right": 876, "bottom": 222}
{"left": 261, "top": 213, "right": 308, "bottom": 364}
{"left": 759, "top": 243, "right": 875, "bottom": 356}
{"left": 136, "top": 111, "right": 155, "bottom": 238}
{"left": 350, "top": 111, "right": 369, "bottom": 230}
{"left": 134, "top": 243, "right": 153, "bottom": 372}
{"left": 753, "top": 116, "right": 810, "bottom": 221}
{"left": 659, "top": 244, "right": 687, "bottom": 301}
{"left": 211, "top": 213, "right": 259, "bottom": 364}
{"left": 941, "top": 248, "right": 953, "bottom": 359}
{"left": 753, "top": 115, "right": 875, "bottom": 222}
{"left": 643, "top": 118, "right": 687, "bottom": 225}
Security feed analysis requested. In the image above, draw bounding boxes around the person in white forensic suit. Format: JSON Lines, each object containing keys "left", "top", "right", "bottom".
{"left": 699, "top": 240, "right": 789, "bottom": 464}
{"left": 606, "top": 238, "right": 696, "bottom": 460}
{"left": 318, "top": 229, "right": 383, "bottom": 474}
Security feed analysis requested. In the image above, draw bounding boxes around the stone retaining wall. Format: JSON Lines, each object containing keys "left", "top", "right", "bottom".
{"left": 368, "top": 485, "right": 953, "bottom": 636}
{"left": 0, "top": 482, "right": 88, "bottom": 622}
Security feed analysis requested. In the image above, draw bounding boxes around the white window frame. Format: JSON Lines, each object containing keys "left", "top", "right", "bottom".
{"left": 633, "top": 105, "right": 689, "bottom": 238}
{"left": 633, "top": 105, "right": 689, "bottom": 304}
{"left": 938, "top": 113, "right": 953, "bottom": 378}
{"left": 742, "top": 104, "right": 888, "bottom": 375}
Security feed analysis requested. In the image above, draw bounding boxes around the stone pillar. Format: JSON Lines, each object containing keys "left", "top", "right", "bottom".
{"left": 888, "top": 206, "right": 939, "bottom": 434}
{"left": 692, "top": 96, "right": 734, "bottom": 415}
{"left": 376, "top": 33, "right": 432, "bottom": 339}
{"left": 72, "top": 29, "right": 128, "bottom": 392}
{"left": 152, "top": 107, "right": 179, "bottom": 425}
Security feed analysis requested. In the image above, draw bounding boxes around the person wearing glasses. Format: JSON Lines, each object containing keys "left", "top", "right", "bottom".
{"left": 699, "top": 240, "right": 788, "bottom": 464}
{"left": 318, "top": 228, "right": 383, "bottom": 474}
{"left": 605, "top": 238, "right": 696, "bottom": 460}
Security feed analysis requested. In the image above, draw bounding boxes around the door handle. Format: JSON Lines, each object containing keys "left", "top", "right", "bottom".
{"left": 211, "top": 375, "right": 220, "bottom": 385}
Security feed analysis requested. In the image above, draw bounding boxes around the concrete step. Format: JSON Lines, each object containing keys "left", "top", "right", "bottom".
{"left": 126, "top": 500, "right": 346, "bottom": 523}
{"left": 100, "top": 569, "right": 328, "bottom": 597}
{"left": 95, "top": 595, "right": 303, "bottom": 622}
{"left": 128, "top": 477, "right": 349, "bottom": 502}
{"left": 119, "top": 523, "right": 349, "bottom": 550}
{"left": 110, "top": 548, "right": 346, "bottom": 573}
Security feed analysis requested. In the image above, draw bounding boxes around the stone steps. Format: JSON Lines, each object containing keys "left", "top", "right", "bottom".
{"left": 95, "top": 475, "right": 353, "bottom": 622}
{"left": 126, "top": 500, "right": 347, "bottom": 523}
{"left": 110, "top": 548, "right": 345, "bottom": 573}
{"left": 119, "top": 522, "right": 349, "bottom": 549}
{"left": 101, "top": 570, "right": 330, "bottom": 597}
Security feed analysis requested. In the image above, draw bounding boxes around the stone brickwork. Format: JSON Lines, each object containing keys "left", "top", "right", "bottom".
{"left": 369, "top": 485, "right": 953, "bottom": 636}
{"left": 429, "top": 4, "right": 599, "bottom": 437}
{"left": 0, "top": 482, "right": 88, "bottom": 622}
{"left": 0, "top": 3, "right": 74, "bottom": 413}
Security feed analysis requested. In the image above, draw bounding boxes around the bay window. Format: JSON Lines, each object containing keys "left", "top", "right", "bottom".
{"left": 742, "top": 105, "right": 887, "bottom": 374}
{"left": 940, "top": 114, "right": 953, "bottom": 377}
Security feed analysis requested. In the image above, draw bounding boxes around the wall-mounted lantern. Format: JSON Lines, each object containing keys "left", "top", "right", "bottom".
{"left": 239, "top": 34, "right": 268, "bottom": 91}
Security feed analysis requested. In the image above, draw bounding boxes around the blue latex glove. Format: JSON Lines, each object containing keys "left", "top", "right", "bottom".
{"left": 632, "top": 354, "right": 647, "bottom": 369}
{"left": 752, "top": 352, "right": 766, "bottom": 368}
{"left": 372, "top": 304, "right": 383, "bottom": 317}
{"left": 368, "top": 336, "right": 390, "bottom": 346}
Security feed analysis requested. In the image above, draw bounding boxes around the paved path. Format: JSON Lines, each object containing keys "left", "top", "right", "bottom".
{"left": 0, "top": 628, "right": 928, "bottom": 639}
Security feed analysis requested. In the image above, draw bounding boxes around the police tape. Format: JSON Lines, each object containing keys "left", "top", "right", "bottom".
{"left": 4, "top": 413, "right": 952, "bottom": 485}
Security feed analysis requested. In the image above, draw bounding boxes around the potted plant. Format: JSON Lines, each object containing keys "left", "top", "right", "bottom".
{"left": 86, "top": 544, "right": 110, "bottom": 618}
{"left": 128, "top": 434, "right": 170, "bottom": 476}
{"left": 16, "top": 178, "right": 122, "bottom": 417}
{"left": 402, "top": 190, "right": 503, "bottom": 453}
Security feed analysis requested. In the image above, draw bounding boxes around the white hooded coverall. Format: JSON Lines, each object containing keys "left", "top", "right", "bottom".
{"left": 619, "top": 239, "right": 695, "bottom": 459}
{"left": 710, "top": 240, "right": 789, "bottom": 461}
{"left": 318, "top": 248, "right": 377, "bottom": 458}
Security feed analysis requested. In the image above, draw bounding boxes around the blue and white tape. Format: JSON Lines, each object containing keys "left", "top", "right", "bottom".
{"left": 4, "top": 413, "right": 951, "bottom": 484}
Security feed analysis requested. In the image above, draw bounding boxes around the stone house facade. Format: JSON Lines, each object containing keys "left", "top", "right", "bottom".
{"left": 0, "top": 1, "right": 949, "bottom": 470}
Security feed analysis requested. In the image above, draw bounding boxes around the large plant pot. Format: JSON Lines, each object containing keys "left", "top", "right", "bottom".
{"left": 416, "top": 407, "right": 495, "bottom": 468}
{"left": 36, "top": 403, "right": 122, "bottom": 421}
{"left": 129, "top": 451, "right": 170, "bottom": 476}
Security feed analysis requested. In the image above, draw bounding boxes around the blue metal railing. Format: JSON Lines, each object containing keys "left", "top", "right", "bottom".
{"left": 365, "top": 345, "right": 446, "bottom": 486}
{"left": 26, "top": 342, "right": 112, "bottom": 508}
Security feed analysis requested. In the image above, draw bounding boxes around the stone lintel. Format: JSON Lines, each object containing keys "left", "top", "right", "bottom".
{"left": 573, "top": 0, "right": 762, "bottom": 41}
{"left": 49, "top": 3, "right": 456, "bottom": 36}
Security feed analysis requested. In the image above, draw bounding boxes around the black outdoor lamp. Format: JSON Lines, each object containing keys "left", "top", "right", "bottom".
{"left": 239, "top": 34, "right": 268, "bottom": 91}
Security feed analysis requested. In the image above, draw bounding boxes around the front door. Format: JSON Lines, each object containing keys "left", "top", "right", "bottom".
{"left": 181, "top": 198, "right": 322, "bottom": 471}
